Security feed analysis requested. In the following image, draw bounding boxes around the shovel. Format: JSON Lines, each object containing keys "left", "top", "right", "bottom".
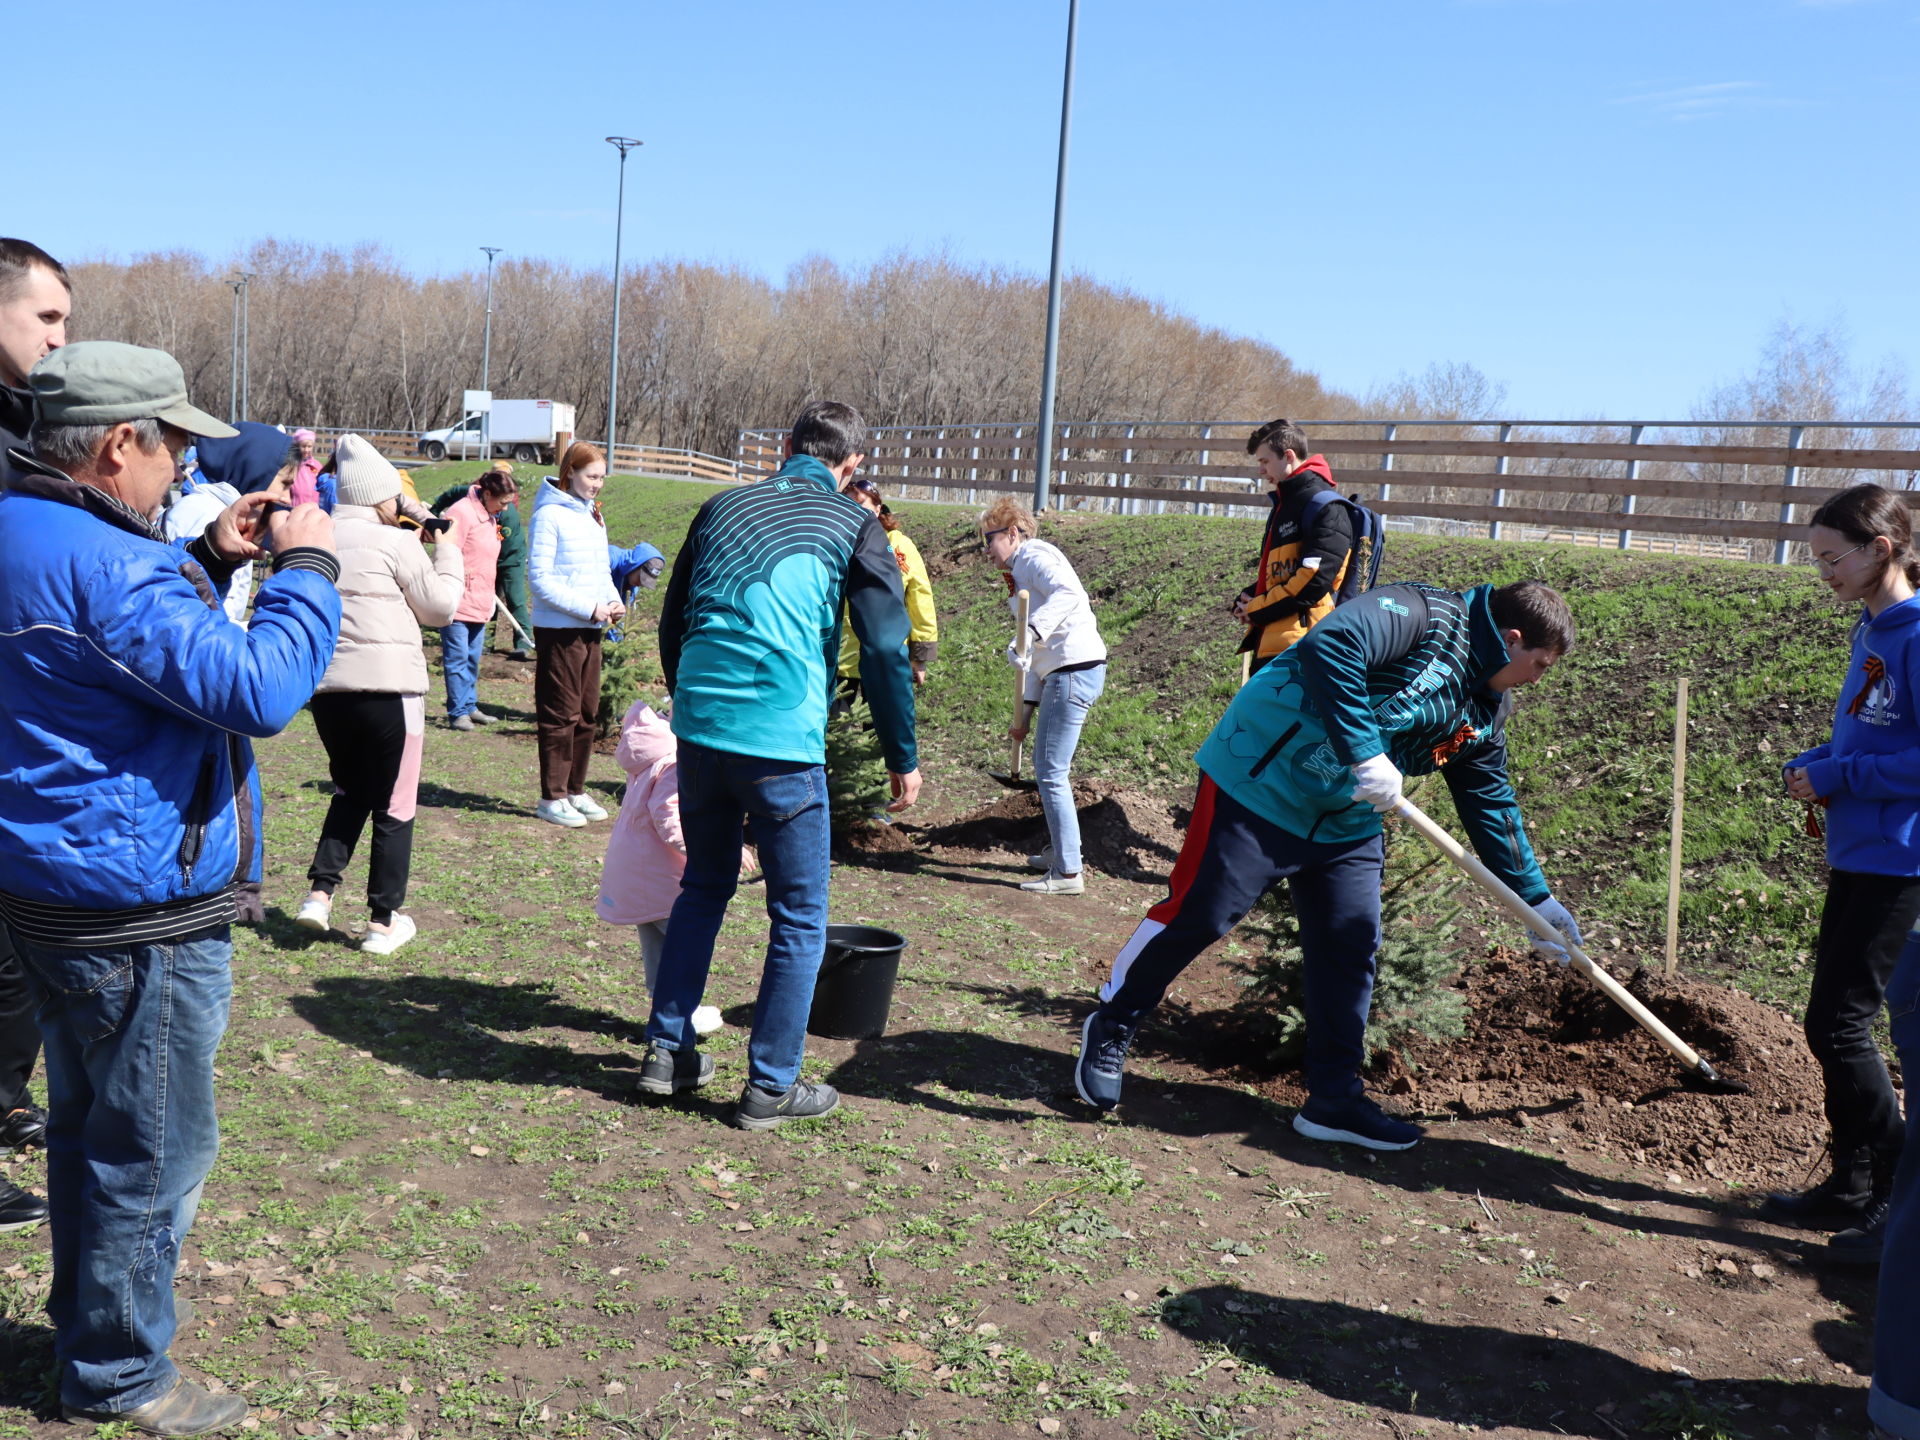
{"left": 1392, "top": 795, "right": 1749, "bottom": 1095}
{"left": 986, "top": 589, "right": 1038, "bottom": 791}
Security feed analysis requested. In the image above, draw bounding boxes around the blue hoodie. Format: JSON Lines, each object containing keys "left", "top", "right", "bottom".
{"left": 1790, "top": 595, "right": 1920, "bottom": 875}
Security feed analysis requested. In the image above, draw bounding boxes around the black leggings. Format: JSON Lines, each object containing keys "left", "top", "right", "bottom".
{"left": 1807, "top": 869, "right": 1920, "bottom": 1174}
{"left": 306, "top": 692, "right": 419, "bottom": 923}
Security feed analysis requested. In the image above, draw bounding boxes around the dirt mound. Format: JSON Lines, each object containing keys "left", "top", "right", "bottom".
{"left": 1395, "top": 956, "right": 1829, "bottom": 1184}
{"left": 919, "top": 783, "right": 1184, "bottom": 882}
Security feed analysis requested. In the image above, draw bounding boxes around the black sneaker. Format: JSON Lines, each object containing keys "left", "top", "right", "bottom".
{"left": 0, "top": 1104, "right": 45, "bottom": 1152}
{"left": 635, "top": 1045, "right": 714, "bottom": 1097}
{"left": 1074, "top": 1010, "right": 1136, "bottom": 1113}
{"left": 0, "top": 1181, "right": 46, "bottom": 1232}
{"left": 733, "top": 1080, "right": 840, "bottom": 1131}
{"left": 1292, "top": 1095, "right": 1424, "bottom": 1152}
{"left": 1826, "top": 1196, "right": 1890, "bottom": 1265}
{"left": 1761, "top": 1164, "right": 1872, "bottom": 1229}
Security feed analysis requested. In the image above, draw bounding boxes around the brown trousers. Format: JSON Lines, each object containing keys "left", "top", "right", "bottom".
{"left": 534, "top": 628, "right": 602, "bottom": 799}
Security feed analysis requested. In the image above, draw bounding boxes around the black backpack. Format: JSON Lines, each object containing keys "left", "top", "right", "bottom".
{"left": 1298, "top": 487, "right": 1385, "bottom": 604}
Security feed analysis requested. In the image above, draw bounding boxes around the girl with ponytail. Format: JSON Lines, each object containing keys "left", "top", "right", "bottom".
{"left": 1766, "top": 484, "right": 1920, "bottom": 1261}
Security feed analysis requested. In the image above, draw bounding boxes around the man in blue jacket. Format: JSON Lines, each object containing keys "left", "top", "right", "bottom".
{"left": 0, "top": 342, "right": 340, "bottom": 1435}
{"left": 644, "top": 400, "right": 920, "bottom": 1130}
{"left": 1076, "top": 579, "right": 1582, "bottom": 1151}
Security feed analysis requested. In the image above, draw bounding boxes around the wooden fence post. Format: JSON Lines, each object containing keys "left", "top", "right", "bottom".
{"left": 1665, "top": 676, "right": 1690, "bottom": 976}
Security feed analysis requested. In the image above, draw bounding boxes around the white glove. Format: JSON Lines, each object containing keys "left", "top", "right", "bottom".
{"left": 1005, "top": 641, "right": 1031, "bottom": 672}
{"left": 1530, "top": 896, "right": 1583, "bottom": 967}
{"left": 1349, "top": 755, "right": 1403, "bottom": 813}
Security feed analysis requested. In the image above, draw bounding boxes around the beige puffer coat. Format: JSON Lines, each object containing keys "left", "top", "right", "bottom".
{"left": 315, "top": 503, "right": 465, "bottom": 695}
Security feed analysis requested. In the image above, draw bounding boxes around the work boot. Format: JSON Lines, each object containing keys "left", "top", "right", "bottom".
{"left": 1762, "top": 1165, "right": 1874, "bottom": 1228}
{"left": 65, "top": 1377, "right": 248, "bottom": 1436}
{"left": 1826, "top": 1195, "right": 1890, "bottom": 1264}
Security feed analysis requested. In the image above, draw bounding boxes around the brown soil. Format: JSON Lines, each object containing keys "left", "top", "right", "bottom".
{"left": 916, "top": 783, "right": 1186, "bottom": 881}
{"left": 1390, "top": 957, "right": 1828, "bottom": 1184}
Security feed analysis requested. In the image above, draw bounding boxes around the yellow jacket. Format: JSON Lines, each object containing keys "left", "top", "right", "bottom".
{"left": 839, "top": 526, "right": 937, "bottom": 677}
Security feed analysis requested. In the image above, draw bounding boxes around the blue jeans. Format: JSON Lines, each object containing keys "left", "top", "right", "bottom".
{"left": 1872, "top": 932, "right": 1920, "bottom": 1437}
{"left": 12, "top": 926, "right": 232, "bottom": 1413}
{"left": 1098, "top": 777, "right": 1384, "bottom": 1100}
{"left": 441, "top": 620, "right": 487, "bottom": 718}
{"left": 1032, "top": 664, "right": 1105, "bottom": 873}
{"left": 646, "top": 741, "right": 830, "bottom": 1093}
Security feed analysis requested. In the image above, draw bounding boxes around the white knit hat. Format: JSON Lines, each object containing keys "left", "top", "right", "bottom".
{"left": 332, "top": 434, "right": 404, "bottom": 508}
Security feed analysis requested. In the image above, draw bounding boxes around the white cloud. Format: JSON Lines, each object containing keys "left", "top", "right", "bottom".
{"left": 1613, "top": 81, "right": 1797, "bottom": 122}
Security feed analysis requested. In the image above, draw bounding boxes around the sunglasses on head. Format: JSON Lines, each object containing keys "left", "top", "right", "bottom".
{"left": 845, "top": 478, "right": 880, "bottom": 497}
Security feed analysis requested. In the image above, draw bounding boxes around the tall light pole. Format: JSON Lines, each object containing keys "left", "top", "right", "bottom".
{"left": 237, "top": 271, "right": 255, "bottom": 423}
{"left": 604, "top": 136, "right": 643, "bottom": 467}
{"left": 226, "top": 276, "right": 244, "bottom": 423}
{"left": 1032, "top": 0, "right": 1079, "bottom": 512}
{"left": 480, "top": 246, "right": 502, "bottom": 461}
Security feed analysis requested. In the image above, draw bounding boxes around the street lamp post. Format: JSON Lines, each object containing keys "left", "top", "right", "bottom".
{"left": 1032, "top": 0, "right": 1080, "bottom": 512}
{"left": 226, "top": 276, "right": 243, "bottom": 423}
{"left": 480, "top": 246, "right": 502, "bottom": 461}
{"left": 604, "top": 136, "right": 643, "bottom": 467}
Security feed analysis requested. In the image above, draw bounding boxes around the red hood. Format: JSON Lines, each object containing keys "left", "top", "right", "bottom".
{"left": 1295, "top": 454, "right": 1334, "bottom": 485}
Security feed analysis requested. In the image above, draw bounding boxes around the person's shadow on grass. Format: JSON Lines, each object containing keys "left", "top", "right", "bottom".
{"left": 1158, "top": 1285, "right": 1868, "bottom": 1440}
{"left": 290, "top": 974, "right": 653, "bottom": 1104}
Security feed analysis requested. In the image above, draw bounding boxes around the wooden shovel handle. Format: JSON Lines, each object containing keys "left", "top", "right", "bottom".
{"left": 1392, "top": 795, "right": 1708, "bottom": 1073}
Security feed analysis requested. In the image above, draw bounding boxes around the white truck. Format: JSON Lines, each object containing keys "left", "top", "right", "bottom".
{"left": 417, "top": 399, "right": 578, "bottom": 463}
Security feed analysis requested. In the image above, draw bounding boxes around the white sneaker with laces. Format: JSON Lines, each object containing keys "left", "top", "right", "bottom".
{"left": 569, "top": 793, "right": 610, "bottom": 821}
{"left": 1026, "top": 845, "right": 1055, "bottom": 872}
{"left": 294, "top": 896, "right": 331, "bottom": 931}
{"left": 361, "top": 913, "right": 417, "bottom": 956}
{"left": 536, "top": 798, "right": 588, "bottom": 828}
{"left": 1020, "top": 870, "right": 1085, "bottom": 895}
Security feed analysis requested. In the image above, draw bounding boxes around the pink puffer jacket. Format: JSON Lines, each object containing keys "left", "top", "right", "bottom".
{"left": 447, "top": 489, "right": 504, "bottom": 623}
{"left": 595, "top": 703, "right": 685, "bottom": 927}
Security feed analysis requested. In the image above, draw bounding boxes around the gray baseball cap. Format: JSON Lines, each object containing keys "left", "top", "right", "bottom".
{"left": 30, "top": 341, "right": 237, "bottom": 439}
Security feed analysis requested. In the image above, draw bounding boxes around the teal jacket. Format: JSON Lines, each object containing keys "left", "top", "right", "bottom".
{"left": 1194, "top": 582, "right": 1550, "bottom": 901}
{"left": 659, "top": 455, "right": 917, "bottom": 771}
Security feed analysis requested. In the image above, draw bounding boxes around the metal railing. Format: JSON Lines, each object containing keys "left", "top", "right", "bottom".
{"left": 737, "top": 419, "right": 1920, "bottom": 563}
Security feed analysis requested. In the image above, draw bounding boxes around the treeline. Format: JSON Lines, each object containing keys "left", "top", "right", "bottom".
{"left": 68, "top": 241, "right": 1358, "bottom": 457}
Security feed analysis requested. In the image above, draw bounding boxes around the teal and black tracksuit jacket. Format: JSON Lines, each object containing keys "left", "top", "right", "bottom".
{"left": 659, "top": 455, "right": 917, "bottom": 773}
{"left": 1194, "top": 580, "right": 1549, "bottom": 901}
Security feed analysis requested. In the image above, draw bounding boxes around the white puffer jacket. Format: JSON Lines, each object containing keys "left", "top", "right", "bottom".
{"left": 528, "top": 479, "right": 619, "bottom": 630}
{"left": 315, "top": 504, "right": 464, "bottom": 695}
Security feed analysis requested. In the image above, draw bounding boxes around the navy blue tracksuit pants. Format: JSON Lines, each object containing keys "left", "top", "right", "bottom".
{"left": 1097, "top": 776, "right": 1384, "bottom": 1100}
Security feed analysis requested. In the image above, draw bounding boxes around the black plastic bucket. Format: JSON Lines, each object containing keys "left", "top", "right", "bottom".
{"left": 808, "top": 924, "right": 908, "bottom": 1040}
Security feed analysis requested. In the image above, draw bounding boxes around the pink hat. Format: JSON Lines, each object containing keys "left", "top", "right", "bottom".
{"left": 293, "top": 428, "right": 317, "bottom": 443}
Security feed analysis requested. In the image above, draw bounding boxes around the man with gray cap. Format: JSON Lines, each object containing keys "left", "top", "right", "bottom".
{"left": 0, "top": 341, "right": 340, "bottom": 1435}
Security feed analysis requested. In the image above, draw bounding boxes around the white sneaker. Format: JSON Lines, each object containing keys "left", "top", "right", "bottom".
{"left": 294, "top": 896, "right": 331, "bottom": 931}
{"left": 537, "top": 798, "right": 588, "bottom": 828}
{"left": 1026, "top": 845, "right": 1055, "bottom": 872}
{"left": 1021, "top": 870, "right": 1085, "bottom": 895}
{"left": 691, "top": 1004, "right": 724, "bottom": 1036}
{"left": 568, "top": 793, "right": 609, "bottom": 821}
{"left": 361, "top": 913, "right": 417, "bottom": 956}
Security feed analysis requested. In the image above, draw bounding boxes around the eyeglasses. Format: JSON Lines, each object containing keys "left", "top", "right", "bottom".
{"left": 982, "top": 527, "right": 1011, "bottom": 542}
{"left": 1811, "top": 541, "right": 1871, "bottom": 575}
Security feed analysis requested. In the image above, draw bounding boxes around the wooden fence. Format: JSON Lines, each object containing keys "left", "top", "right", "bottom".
{"left": 306, "top": 428, "right": 738, "bottom": 486}
{"left": 736, "top": 420, "right": 1920, "bottom": 563}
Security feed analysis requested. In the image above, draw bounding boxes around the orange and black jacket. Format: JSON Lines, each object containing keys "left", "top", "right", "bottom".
{"left": 1239, "top": 455, "right": 1352, "bottom": 661}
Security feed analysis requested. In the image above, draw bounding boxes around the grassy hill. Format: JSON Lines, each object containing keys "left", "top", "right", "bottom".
{"left": 445, "top": 463, "right": 1851, "bottom": 1011}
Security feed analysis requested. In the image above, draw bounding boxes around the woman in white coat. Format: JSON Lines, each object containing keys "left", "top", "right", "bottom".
{"left": 527, "top": 441, "right": 625, "bottom": 827}
{"left": 295, "top": 436, "right": 464, "bottom": 954}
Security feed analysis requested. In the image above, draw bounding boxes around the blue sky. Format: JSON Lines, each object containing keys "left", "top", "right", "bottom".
{"left": 15, "top": 0, "right": 1919, "bottom": 418}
